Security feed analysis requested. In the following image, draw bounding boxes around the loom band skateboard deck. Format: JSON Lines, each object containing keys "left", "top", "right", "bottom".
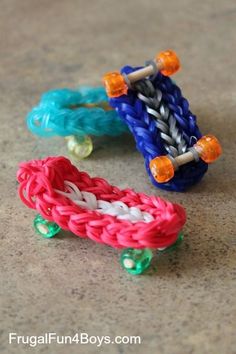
{"left": 26, "top": 87, "right": 128, "bottom": 159}
{"left": 17, "top": 156, "right": 186, "bottom": 275}
{"left": 106, "top": 65, "right": 221, "bottom": 191}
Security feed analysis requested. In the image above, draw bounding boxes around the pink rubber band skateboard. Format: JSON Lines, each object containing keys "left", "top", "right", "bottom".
{"left": 17, "top": 156, "right": 186, "bottom": 274}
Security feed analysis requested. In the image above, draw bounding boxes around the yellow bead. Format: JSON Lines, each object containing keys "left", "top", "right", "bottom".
{"left": 103, "top": 71, "right": 128, "bottom": 98}
{"left": 156, "top": 50, "right": 180, "bottom": 76}
{"left": 149, "top": 156, "right": 175, "bottom": 183}
{"left": 65, "top": 135, "right": 93, "bottom": 160}
{"left": 195, "top": 135, "right": 222, "bottom": 163}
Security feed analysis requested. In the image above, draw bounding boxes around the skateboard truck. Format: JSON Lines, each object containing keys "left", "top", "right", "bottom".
{"left": 103, "top": 50, "right": 180, "bottom": 98}
{"left": 150, "top": 135, "right": 222, "bottom": 183}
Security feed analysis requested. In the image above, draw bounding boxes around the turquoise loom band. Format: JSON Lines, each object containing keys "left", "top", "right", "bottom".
{"left": 27, "top": 87, "right": 128, "bottom": 138}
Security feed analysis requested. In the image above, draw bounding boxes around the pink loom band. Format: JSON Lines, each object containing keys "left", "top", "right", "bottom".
{"left": 17, "top": 156, "right": 186, "bottom": 249}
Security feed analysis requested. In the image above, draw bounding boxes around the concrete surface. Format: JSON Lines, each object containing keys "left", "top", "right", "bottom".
{"left": 0, "top": 0, "right": 236, "bottom": 353}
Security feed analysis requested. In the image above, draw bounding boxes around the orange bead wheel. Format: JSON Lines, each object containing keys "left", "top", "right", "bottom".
{"left": 195, "top": 135, "right": 222, "bottom": 163}
{"left": 156, "top": 50, "right": 181, "bottom": 76}
{"left": 150, "top": 156, "right": 175, "bottom": 183}
{"left": 102, "top": 71, "right": 128, "bottom": 98}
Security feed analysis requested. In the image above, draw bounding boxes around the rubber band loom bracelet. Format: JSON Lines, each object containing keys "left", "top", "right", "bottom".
{"left": 17, "top": 156, "right": 186, "bottom": 275}
{"left": 103, "top": 50, "right": 222, "bottom": 192}
{"left": 27, "top": 86, "right": 128, "bottom": 159}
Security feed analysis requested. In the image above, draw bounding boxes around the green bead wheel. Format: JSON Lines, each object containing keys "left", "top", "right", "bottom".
{"left": 65, "top": 135, "right": 93, "bottom": 160}
{"left": 158, "top": 232, "right": 184, "bottom": 254}
{"left": 120, "top": 248, "right": 153, "bottom": 275}
{"left": 33, "top": 214, "right": 61, "bottom": 238}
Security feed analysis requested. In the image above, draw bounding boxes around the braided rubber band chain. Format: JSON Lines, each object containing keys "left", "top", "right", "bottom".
{"left": 55, "top": 181, "right": 155, "bottom": 223}
{"left": 27, "top": 87, "right": 128, "bottom": 159}
{"left": 27, "top": 87, "right": 127, "bottom": 137}
{"left": 17, "top": 157, "right": 186, "bottom": 274}
{"left": 109, "top": 68, "right": 208, "bottom": 192}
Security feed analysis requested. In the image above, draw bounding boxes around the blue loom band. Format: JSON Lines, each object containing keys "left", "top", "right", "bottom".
{"left": 109, "top": 66, "right": 208, "bottom": 192}
{"left": 27, "top": 87, "right": 128, "bottom": 138}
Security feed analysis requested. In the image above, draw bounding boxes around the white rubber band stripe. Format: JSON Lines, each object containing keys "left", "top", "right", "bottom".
{"left": 55, "top": 181, "right": 154, "bottom": 223}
